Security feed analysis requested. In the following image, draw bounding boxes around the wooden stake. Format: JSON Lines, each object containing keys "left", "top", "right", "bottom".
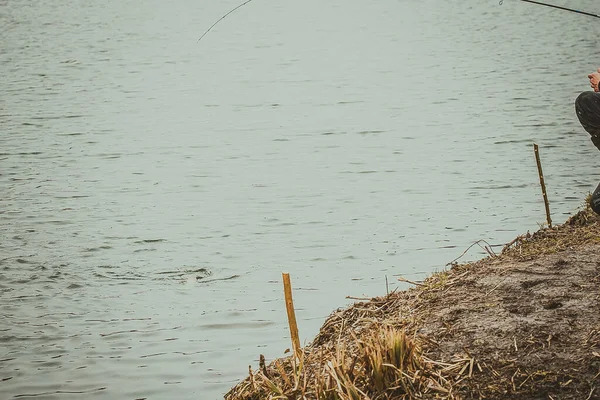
{"left": 282, "top": 273, "right": 301, "bottom": 358}
{"left": 533, "top": 143, "right": 552, "bottom": 228}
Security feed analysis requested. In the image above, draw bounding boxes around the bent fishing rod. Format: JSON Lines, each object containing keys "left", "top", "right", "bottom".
{"left": 502, "top": 0, "right": 600, "bottom": 19}
{"left": 198, "top": 0, "right": 254, "bottom": 43}
{"left": 197, "top": 0, "right": 600, "bottom": 43}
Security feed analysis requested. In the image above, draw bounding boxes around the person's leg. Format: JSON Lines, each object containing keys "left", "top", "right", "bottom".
{"left": 591, "top": 182, "right": 600, "bottom": 215}
{"left": 575, "top": 91, "right": 600, "bottom": 151}
{"left": 576, "top": 92, "right": 600, "bottom": 214}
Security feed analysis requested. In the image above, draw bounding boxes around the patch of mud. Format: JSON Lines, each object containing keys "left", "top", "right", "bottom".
{"left": 417, "top": 247, "right": 600, "bottom": 399}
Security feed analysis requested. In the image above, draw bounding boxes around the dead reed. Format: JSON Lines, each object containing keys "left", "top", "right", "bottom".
{"left": 224, "top": 326, "right": 477, "bottom": 400}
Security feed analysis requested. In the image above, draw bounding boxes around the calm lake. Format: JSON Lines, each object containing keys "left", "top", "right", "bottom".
{"left": 2, "top": 0, "right": 600, "bottom": 398}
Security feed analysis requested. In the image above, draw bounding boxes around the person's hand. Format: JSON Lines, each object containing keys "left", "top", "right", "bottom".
{"left": 588, "top": 68, "right": 600, "bottom": 92}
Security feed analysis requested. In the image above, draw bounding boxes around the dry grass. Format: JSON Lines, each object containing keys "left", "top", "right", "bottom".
{"left": 225, "top": 201, "right": 600, "bottom": 400}
{"left": 499, "top": 196, "right": 600, "bottom": 261}
{"left": 225, "top": 327, "right": 477, "bottom": 400}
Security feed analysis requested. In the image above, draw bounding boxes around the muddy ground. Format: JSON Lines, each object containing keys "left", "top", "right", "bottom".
{"left": 225, "top": 206, "right": 600, "bottom": 400}
{"left": 410, "top": 244, "right": 600, "bottom": 399}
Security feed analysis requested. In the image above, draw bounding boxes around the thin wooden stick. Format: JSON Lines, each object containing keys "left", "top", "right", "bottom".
{"left": 446, "top": 239, "right": 496, "bottom": 266}
{"left": 282, "top": 273, "right": 301, "bottom": 358}
{"left": 397, "top": 276, "right": 425, "bottom": 286}
{"left": 345, "top": 296, "right": 372, "bottom": 301}
{"left": 533, "top": 143, "right": 552, "bottom": 228}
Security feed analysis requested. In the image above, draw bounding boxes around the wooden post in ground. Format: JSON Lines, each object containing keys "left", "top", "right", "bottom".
{"left": 533, "top": 143, "right": 552, "bottom": 228}
{"left": 282, "top": 273, "right": 301, "bottom": 358}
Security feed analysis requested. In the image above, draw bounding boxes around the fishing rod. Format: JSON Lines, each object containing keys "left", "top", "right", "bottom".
{"left": 198, "top": 0, "right": 255, "bottom": 43}
{"left": 501, "top": 0, "right": 600, "bottom": 19}
{"left": 199, "top": 0, "right": 600, "bottom": 43}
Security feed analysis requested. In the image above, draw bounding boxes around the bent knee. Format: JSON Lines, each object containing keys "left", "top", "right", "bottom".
{"left": 576, "top": 91, "right": 599, "bottom": 109}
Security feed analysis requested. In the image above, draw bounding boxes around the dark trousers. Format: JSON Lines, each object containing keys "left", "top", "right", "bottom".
{"left": 592, "top": 183, "right": 600, "bottom": 214}
{"left": 575, "top": 91, "right": 600, "bottom": 214}
{"left": 575, "top": 91, "right": 600, "bottom": 151}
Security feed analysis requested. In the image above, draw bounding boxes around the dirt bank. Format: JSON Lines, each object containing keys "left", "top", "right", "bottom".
{"left": 225, "top": 204, "right": 600, "bottom": 400}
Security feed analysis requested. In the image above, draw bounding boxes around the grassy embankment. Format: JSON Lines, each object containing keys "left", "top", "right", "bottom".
{"left": 225, "top": 200, "right": 600, "bottom": 400}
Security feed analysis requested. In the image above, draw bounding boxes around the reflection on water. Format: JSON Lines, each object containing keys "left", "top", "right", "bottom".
{"left": 2, "top": 0, "right": 600, "bottom": 398}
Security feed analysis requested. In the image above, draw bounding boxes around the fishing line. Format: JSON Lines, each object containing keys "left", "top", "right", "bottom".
{"left": 198, "top": 0, "right": 255, "bottom": 43}
{"left": 500, "top": 0, "right": 600, "bottom": 19}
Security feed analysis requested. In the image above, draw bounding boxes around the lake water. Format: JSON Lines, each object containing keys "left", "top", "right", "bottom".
{"left": 2, "top": 0, "right": 600, "bottom": 398}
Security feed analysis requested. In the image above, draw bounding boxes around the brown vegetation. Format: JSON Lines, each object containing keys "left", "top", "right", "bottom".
{"left": 225, "top": 203, "right": 600, "bottom": 400}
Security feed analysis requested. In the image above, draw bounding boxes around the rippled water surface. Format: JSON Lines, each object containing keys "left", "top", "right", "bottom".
{"left": 2, "top": 0, "right": 600, "bottom": 398}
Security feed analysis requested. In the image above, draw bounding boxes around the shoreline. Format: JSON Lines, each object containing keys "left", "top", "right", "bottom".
{"left": 225, "top": 203, "right": 600, "bottom": 400}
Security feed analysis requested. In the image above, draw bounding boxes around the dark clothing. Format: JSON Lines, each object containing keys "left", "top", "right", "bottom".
{"left": 592, "top": 182, "right": 600, "bottom": 215}
{"left": 575, "top": 91, "right": 600, "bottom": 214}
{"left": 575, "top": 91, "right": 600, "bottom": 151}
